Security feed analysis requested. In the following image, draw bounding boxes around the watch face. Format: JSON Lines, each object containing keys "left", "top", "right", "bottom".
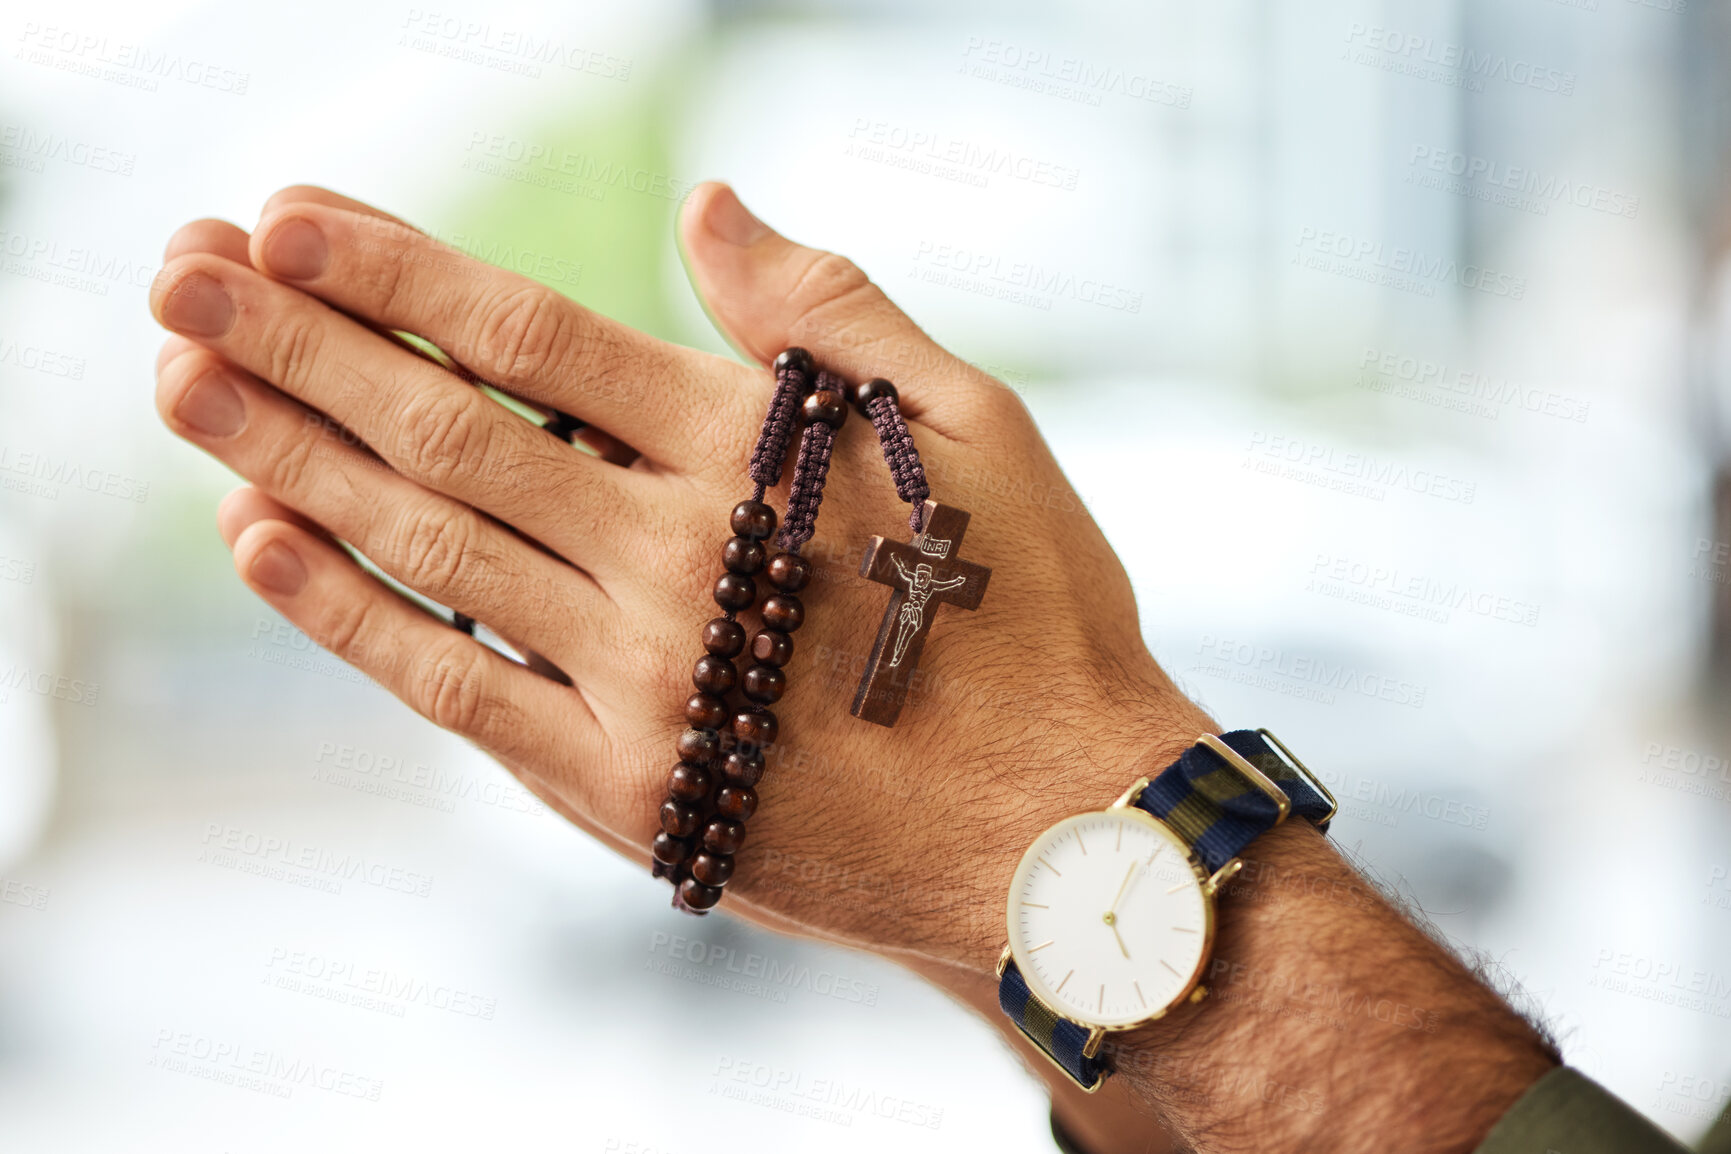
{"left": 1006, "top": 809, "right": 1211, "bottom": 1028}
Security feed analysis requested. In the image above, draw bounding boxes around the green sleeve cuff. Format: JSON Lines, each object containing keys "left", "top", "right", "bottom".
{"left": 1700, "top": 1103, "right": 1731, "bottom": 1154}
{"left": 1475, "top": 1067, "right": 1691, "bottom": 1154}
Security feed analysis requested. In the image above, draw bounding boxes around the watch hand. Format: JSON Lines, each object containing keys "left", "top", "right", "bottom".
{"left": 1109, "top": 861, "right": 1137, "bottom": 912}
{"left": 1108, "top": 916, "right": 1130, "bottom": 959}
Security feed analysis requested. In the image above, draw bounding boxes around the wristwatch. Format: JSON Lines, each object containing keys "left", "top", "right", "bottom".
{"left": 996, "top": 729, "right": 1336, "bottom": 1091}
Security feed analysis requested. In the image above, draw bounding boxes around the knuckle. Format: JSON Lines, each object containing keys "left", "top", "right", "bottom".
{"left": 971, "top": 373, "right": 1032, "bottom": 422}
{"left": 262, "top": 428, "right": 323, "bottom": 497}
{"left": 471, "top": 284, "right": 582, "bottom": 382}
{"left": 641, "top": 505, "right": 710, "bottom": 603}
{"left": 359, "top": 227, "right": 413, "bottom": 318}
{"left": 398, "top": 503, "right": 482, "bottom": 599}
{"left": 319, "top": 595, "right": 383, "bottom": 668}
{"left": 397, "top": 389, "right": 492, "bottom": 487}
{"left": 787, "top": 251, "right": 876, "bottom": 328}
{"left": 412, "top": 642, "right": 494, "bottom": 735}
{"left": 260, "top": 306, "right": 326, "bottom": 396}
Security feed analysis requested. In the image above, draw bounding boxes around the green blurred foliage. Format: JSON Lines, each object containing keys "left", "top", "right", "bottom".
{"left": 440, "top": 71, "right": 691, "bottom": 345}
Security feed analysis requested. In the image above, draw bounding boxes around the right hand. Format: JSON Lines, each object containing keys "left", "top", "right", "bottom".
{"left": 149, "top": 181, "right": 1216, "bottom": 973}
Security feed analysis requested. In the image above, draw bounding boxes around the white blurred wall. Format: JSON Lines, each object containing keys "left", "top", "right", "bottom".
{"left": 0, "top": 0, "right": 1726, "bottom": 1150}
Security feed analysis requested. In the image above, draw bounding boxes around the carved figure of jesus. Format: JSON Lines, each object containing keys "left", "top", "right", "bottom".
{"left": 889, "top": 556, "right": 967, "bottom": 668}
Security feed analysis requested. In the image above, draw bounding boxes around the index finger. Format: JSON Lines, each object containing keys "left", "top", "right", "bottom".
{"left": 249, "top": 201, "right": 761, "bottom": 472}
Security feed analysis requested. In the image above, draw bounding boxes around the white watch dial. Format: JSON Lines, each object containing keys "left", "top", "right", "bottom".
{"left": 1006, "top": 809, "right": 1210, "bottom": 1028}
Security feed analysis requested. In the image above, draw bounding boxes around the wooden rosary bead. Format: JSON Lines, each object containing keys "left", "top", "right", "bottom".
{"left": 715, "top": 785, "right": 759, "bottom": 822}
{"left": 730, "top": 500, "right": 777, "bottom": 541}
{"left": 702, "top": 617, "right": 746, "bottom": 657}
{"left": 732, "top": 708, "right": 778, "bottom": 750}
{"left": 774, "top": 347, "right": 814, "bottom": 376}
{"left": 685, "top": 692, "right": 730, "bottom": 730}
{"left": 761, "top": 594, "right": 804, "bottom": 633}
{"left": 667, "top": 761, "right": 713, "bottom": 803}
{"left": 660, "top": 800, "right": 703, "bottom": 838}
{"left": 742, "top": 663, "right": 786, "bottom": 705}
{"left": 652, "top": 832, "right": 693, "bottom": 865}
{"left": 702, "top": 818, "right": 747, "bottom": 855}
{"left": 801, "top": 388, "right": 848, "bottom": 429}
{"left": 690, "top": 851, "right": 735, "bottom": 887}
{"left": 678, "top": 878, "right": 724, "bottom": 911}
{"left": 692, "top": 654, "right": 738, "bottom": 695}
{"left": 722, "top": 535, "right": 766, "bottom": 575}
{"left": 723, "top": 750, "right": 764, "bottom": 787}
{"left": 712, "top": 573, "right": 756, "bottom": 612}
{"left": 676, "top": 727, "right": 721, "bottom": 764}
{"left": 849, "top": 376, "right": 897, "bottom": 415}
{"left": 766, "top": 552, "right": 811, "bottom": 593}
{"left": 751, "top": 629, "right": 794, "bottom": 668}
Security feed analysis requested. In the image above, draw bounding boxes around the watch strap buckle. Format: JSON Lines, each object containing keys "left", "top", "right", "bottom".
{"left": 1197, "top": 733, "right": 1292, "bottom": 825}
{"left": 1256, "top": 727, "right": 1338, "bottom": 829}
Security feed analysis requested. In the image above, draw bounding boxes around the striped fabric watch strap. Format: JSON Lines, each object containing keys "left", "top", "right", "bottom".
{"left": 1133, "top": 729, "right": 1333, "bottom": 873}
{"left": 996, "top": 730, "right": 1332, "bottom": 1091}
{"left": 999, "top": 957, "right": 1108, "bottom": 1091}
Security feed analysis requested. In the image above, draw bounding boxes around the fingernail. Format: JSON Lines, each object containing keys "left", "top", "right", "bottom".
{"left": 704, "top": 186, "right": 771, "bottom": 247}
{"left": 262, "top": 216, "right": 328, "bottom": 279}
{"left": 161, "top": 272, "right": 234, "bottom": 336}
{"left": 249, "top": 540, "right": 307, "bottom": 596}
{"left": 173, "top": 369, "right": 246, "bottom": 437}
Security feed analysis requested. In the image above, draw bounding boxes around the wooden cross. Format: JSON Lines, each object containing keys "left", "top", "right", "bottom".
{"left": 851, "top": 499, "right": 991, "bottom": 726}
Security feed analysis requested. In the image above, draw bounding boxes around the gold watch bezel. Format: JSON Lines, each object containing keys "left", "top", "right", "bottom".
{"left": 1001, "top": 796, "right": 1219, "bottom": 1041}
{"left": 997, "top": 729, "right": 1328, "bottom": 1091}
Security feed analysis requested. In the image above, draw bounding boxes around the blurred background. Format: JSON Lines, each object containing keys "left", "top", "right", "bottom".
{"left": 1, "top": 0, "right": 1728, "bottom": 1148}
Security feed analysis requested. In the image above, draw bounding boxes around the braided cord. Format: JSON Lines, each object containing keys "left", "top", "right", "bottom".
{"left": 748, "top": 358, "right": 811, "bottom": 489}
{"left": 777, "top": 370, "right": 845, "bottom": 553}
{"left": 865, "top": 392, "right": 931, "bottom": 532}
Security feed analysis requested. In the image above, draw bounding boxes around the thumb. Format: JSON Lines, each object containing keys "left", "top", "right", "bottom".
{"left": 679, "top": 182, "right": 984, "bottom": 430}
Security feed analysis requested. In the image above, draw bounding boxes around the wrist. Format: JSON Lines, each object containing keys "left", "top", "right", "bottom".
{"left": 944, "top": 729, "right": 1558, "bottom": 1154}
{"left": 1105, "top": 818, "right": 1558, "bottom": 1151}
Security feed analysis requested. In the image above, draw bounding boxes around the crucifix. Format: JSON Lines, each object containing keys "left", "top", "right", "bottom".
{"left": 852, "top": 499, "right": 992, "bottom": 726}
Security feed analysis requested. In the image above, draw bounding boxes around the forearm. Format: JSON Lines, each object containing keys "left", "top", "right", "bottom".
{"left": 915, "top": 817, "right": 1558, "bottom": 1154}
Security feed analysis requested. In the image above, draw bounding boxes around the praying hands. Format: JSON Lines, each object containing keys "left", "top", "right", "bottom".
{"left": 150, "top": 184, "right": 1571, "bottom": 1154}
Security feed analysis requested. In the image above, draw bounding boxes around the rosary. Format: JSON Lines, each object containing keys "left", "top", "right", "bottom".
{"left": 382, "top": 335, "right": 988, "bottom": 914}
{"left": 649, "top": 349, "right": 992, "bottom": 914}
